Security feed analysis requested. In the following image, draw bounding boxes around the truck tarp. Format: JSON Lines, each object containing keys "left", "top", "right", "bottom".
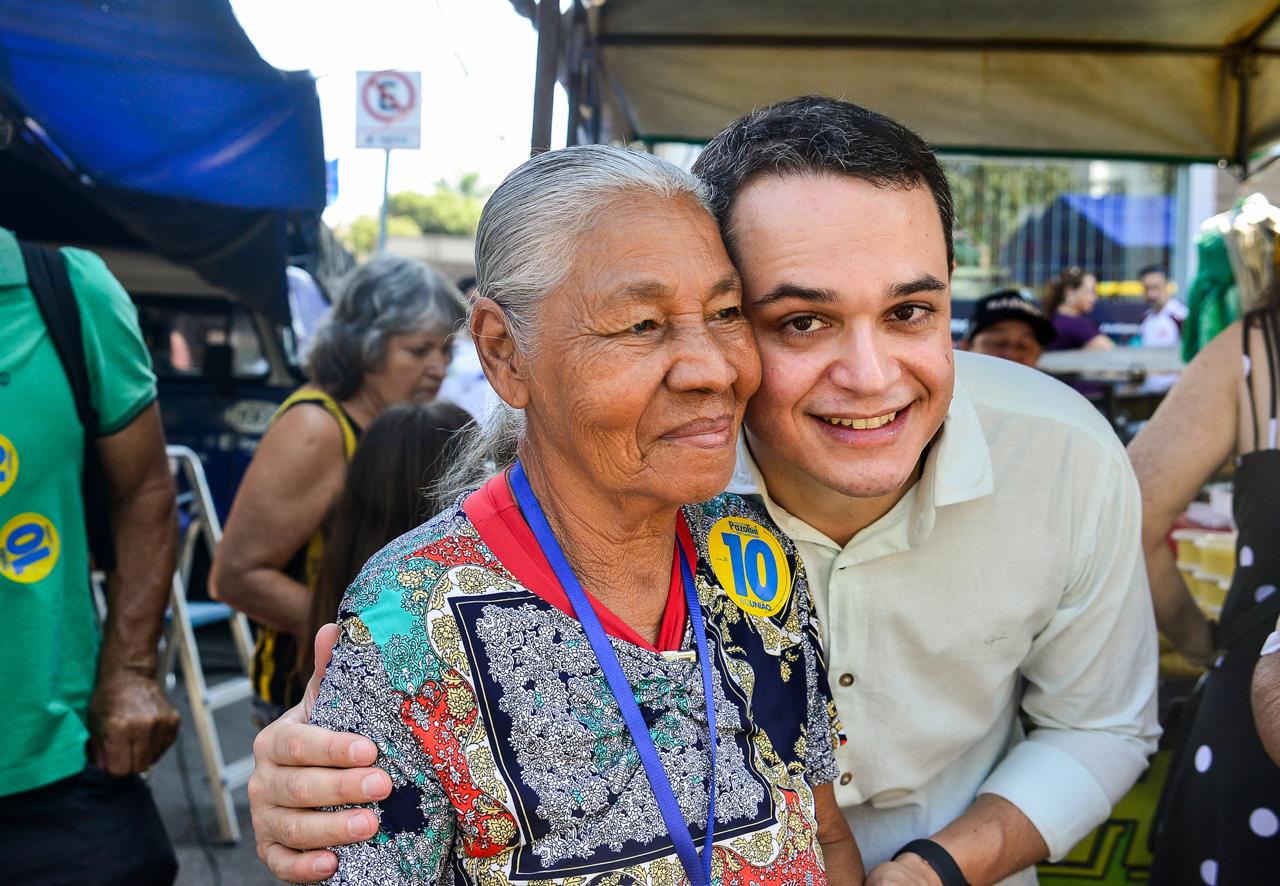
{"left": 0, "top": 0, "right": 327, "bottom": 323}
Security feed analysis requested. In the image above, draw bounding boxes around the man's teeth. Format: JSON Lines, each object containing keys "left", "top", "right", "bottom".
{"left": 822, "top": 411, "right": 897, "bottom": 430}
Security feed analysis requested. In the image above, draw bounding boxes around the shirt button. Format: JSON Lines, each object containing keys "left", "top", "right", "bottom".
{"left": 839, "top": 773, "right": 853, "bottom": 786}
{"left": 838, "top": 673, "right": 856, "bottom": 687}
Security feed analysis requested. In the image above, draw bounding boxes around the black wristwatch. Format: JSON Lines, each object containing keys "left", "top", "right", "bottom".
{"left": 893, "top": 838, "right": 971, "bottom": 886}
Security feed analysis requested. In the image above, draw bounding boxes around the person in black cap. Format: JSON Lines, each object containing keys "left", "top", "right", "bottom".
{"left": 962, "top": 289, "right": 1056, "bottom": 368}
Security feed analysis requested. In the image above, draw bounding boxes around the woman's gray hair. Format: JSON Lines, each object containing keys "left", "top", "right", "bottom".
{"left": 305, "top": 255, "right": 465, "bottom": 400}
{"left": 435, "top": 145, "right": 712, "bottom": 506}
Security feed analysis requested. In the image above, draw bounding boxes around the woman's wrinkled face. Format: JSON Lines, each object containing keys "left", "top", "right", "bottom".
{"left": 365, "top": 328, "right": 454, "bottom": 405}
{"left": 522, "top": 193, "right": 760, "bottom": 508}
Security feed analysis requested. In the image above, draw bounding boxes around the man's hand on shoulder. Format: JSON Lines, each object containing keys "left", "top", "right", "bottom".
{"left": 88, "top": 665, "right": 181, "bottom": 775}
{"left": 250, "top": 624, "right": 392, "bottom": 883}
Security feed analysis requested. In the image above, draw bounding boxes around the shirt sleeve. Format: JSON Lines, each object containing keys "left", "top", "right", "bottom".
{"left": 62, "top": 247, "right": 157, "bottom": 434}
{"left": 978, "top": 448, "right": 1160, "bottom": 860}
{"left": 312, "top": 628, "right": 457, "bottom": 886}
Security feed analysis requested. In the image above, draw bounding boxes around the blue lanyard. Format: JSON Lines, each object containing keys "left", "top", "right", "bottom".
{"left": 509, "top": 461, "right": 717, "bottom": 886}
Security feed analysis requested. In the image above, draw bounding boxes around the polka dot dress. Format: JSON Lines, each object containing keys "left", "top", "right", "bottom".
{"left": 1152, "top": 312, "right": 1280, "bottom": 883}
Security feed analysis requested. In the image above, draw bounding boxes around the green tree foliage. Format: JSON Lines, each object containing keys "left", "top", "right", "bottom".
{"left": 388, "top": 174, "right": 490, "bottom": 236}
{"left": 335, "top": 174, "right": 490, "bottom": 257}
{"left": 941, "top": 158, "right": 1081, "bottom": 268}
{"left": 337, "top": 213, "right": 422, "bottom": 258}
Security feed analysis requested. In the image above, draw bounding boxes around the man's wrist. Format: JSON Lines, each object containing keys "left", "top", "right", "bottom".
{"left": 894, "top": 839, "right": 970, "bottom": 886}
{"left": 96, "top": 657, "right": 162, "bottom": 681}
{"left": 890, "top": 851, "right": 944, "bottom": 885}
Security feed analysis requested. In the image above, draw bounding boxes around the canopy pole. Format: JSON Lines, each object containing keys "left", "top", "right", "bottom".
{"left": 564, "top": 0, "right": 584, "bottom": 146}
{"left": 1231, "top": 47, "right": 1255, "bottom": 175}
{"left": 530, "top": 0, "right": 561, "bottom": 154}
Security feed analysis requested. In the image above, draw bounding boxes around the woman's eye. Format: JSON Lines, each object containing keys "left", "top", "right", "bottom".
{"left": 713, "top": 306, "right": 741, "bottom": 321}
{"left": 787, "top": 316, "right": 818, "bottom": 333}
{"left": 630, "top": 319, "right": 658, "bottom": 333}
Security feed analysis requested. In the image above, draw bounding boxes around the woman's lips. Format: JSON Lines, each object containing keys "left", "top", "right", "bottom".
{"left": 662, "top": 416, "right": 735, "bottom": 449}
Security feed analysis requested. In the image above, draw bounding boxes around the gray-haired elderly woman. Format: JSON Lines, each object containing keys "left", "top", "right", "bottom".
{"left": 245, "top": 145, "right": 862, "bottom": 885}
{"left": 211, "top": 256, "right": 465, "bottom": 723}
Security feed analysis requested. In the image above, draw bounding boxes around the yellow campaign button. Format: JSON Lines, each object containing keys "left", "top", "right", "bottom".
{"left": 707, "top": 516, "right": 792, "bottom": 618}
{"left": 0, "top": 512, "right": 60, "bottom": 584}
{"left": 0, "top": 434, "right": 17, "bottom": 498}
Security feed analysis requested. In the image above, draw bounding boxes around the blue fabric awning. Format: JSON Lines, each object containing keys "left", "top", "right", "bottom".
{"left": 0, "top": 0, "right": 333, "bottom": 323}
{"left": 0, "top": 0, "right": 324, "bottom": 212}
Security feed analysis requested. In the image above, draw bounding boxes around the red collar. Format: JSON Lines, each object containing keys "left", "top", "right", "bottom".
{"left": 462, "top": 470, "right": 695, "bottom": 653}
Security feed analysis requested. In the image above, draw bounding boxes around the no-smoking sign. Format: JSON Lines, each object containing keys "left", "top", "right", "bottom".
{"left": 356, "top": 70, "right": 422, "bottom": 150}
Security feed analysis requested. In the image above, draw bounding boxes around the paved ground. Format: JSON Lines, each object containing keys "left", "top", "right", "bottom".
{"left": 150, "top": 627, "right": 279, "bottom": 886}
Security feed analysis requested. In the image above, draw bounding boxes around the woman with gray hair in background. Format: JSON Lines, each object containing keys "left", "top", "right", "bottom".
{"left": 211, "top": 256, "right": 465, "bottom": 724}
{"left": 289, "top": 145, "right": 860, "bottom": 885}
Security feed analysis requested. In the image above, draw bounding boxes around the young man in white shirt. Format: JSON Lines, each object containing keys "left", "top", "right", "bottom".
{"left": 245, "top": 97, "right": 1160, "bottom": 886}
{"left": 1137, "top": 265, "right": 1188, "bottom": 347}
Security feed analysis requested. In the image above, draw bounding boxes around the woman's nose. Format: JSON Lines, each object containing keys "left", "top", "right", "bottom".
{"left": 666, "top": 324, "right": 737, "bottom": 393}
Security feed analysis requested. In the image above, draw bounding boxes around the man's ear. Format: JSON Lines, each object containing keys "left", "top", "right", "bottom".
{"left": 471, "top": 297, "right": 531, "bottom": 409}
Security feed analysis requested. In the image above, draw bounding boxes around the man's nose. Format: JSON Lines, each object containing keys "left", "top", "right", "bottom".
{"left": 827, "top": 324, "right": 897, "bottom": 394}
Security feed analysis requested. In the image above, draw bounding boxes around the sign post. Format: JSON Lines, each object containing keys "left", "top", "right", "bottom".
{"left": 356, "top": 70, "right": 422, "bottom": 253}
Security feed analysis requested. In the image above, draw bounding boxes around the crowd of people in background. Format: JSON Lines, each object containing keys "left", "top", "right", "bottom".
{"left": 5, "top": 94, "right": 1279, "bottom": 886}
{"left": 209, "top": 257, "right": 463, "bottom": 723}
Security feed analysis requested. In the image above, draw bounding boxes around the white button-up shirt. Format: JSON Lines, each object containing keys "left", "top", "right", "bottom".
{"left": 729, "top": 351, "right": 1160, "bottom": 882}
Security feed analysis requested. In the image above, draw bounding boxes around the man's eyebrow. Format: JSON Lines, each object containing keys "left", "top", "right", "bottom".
{"left": 751, "top": 283, "right": 839, "bottom": 306}
{"left": 888, "top": 274, "right": 948, "bottom": 299}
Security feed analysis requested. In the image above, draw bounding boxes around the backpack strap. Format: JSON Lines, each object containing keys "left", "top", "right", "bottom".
{"left": 19, "top": 242, "right": 116, "bottom": 572}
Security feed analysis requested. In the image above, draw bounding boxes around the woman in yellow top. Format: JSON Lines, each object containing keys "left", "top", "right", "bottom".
{"left": 211, "top": 256, "right": 465, "bottom": 723}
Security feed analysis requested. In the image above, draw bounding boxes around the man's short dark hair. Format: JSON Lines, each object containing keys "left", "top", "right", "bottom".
{"left": 691, "top": 95, "right": 955, "bottom": 267}
{"left": 1137, "top": 264, "right": 1165, "bottom": 279}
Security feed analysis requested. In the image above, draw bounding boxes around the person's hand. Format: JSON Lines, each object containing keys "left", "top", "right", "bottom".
{"left": 865, "top": 855, "right": 943, "bottom": 886}
{"left": 88, "top": 666, "right": 181, "bottom": 775}
{"left": 250, "top": 624, "right": 393, "bottom": 883}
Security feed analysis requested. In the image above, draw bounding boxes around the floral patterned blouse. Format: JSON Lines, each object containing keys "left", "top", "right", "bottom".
{"left": 314, "top": 476, "right": 844, "bottom": 885}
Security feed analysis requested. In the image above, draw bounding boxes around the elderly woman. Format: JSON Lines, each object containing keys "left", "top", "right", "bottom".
{"left": 298, "top": 146, "right": 860, "bottom": 885}
{"left": 211, "top": 256, "right": 464, "bottom": 723}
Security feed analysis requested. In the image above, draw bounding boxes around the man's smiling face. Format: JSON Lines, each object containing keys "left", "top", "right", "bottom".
{"left": 731, "top": 173, "right": 955, "bottom": 526}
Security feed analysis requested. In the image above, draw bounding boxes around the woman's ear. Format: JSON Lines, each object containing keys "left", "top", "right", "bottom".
{"left": 471, "top": 297, "right": 531, "bottom": 409}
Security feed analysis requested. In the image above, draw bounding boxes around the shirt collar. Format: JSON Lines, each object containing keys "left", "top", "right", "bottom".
{"left": 729, "top": 379, "right": 994, "bottom": 554}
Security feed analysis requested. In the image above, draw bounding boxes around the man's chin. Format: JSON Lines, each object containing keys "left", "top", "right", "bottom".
{"left": 809, "top": 460, "right": 918, "bottom": 502}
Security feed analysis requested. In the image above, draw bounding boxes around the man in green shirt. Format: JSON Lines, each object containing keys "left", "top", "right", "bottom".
{"left": 0, "top": 228, "right": 181, "bottom": 883}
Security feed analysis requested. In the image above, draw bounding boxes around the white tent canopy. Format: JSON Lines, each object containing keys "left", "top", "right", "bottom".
{"left": 518, "top": 0, "right": 1280, "bottom": 168}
